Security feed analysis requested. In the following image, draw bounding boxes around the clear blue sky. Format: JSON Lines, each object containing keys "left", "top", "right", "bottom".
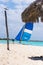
{"left": 0, "top": 0, "right": 43, "bottom": 41}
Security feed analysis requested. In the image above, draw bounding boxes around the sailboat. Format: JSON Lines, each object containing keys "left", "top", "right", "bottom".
{"left": 15, "top": 22, "right": 33, "bottom": 43}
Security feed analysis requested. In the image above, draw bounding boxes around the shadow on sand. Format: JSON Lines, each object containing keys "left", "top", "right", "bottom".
{"left": 28, "top": 56, "right": 43, "bottom": 61}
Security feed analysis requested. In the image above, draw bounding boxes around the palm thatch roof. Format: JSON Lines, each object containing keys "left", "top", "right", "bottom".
{"left": 21, "top": 0, "right": 43, "bottom": 23}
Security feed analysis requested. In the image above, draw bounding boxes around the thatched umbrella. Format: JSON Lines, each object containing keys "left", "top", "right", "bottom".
{"left": 21, "top": 0, "right": 43, "bottom": 23}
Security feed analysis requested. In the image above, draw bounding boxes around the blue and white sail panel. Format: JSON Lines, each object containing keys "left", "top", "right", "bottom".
{"left": 21, "top": 22, "right": 33, "bottom": 41}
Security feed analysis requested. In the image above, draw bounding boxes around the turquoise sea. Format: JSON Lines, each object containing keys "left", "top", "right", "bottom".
{"left": 15, "top": 41, "right": 43, "bottom": 46}
{"left": 0, "top": 40, "right": 13, "bottom": 44}
{"left": 0, "top": 40, "right": 43, "bottom": 46}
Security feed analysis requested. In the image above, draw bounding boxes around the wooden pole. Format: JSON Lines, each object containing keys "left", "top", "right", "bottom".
{"left": 4, "top": 8, "right": 9, "bottom": 50}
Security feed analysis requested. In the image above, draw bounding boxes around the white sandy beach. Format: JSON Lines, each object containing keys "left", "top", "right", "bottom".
{"left": 0, "top": 43, "right": 43, "bottom": 65}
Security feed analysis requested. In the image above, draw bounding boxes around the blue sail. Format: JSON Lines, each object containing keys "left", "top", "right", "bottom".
{"left": 15, "top": 22, "right": 33, "bottom": 41}
{"left": 15, "top": 26, "right": 24, "bottom": 41}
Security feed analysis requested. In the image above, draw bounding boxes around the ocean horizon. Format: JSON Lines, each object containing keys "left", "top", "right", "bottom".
{"left": 0, "top": 40, "right": 43, "bottom": 46}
